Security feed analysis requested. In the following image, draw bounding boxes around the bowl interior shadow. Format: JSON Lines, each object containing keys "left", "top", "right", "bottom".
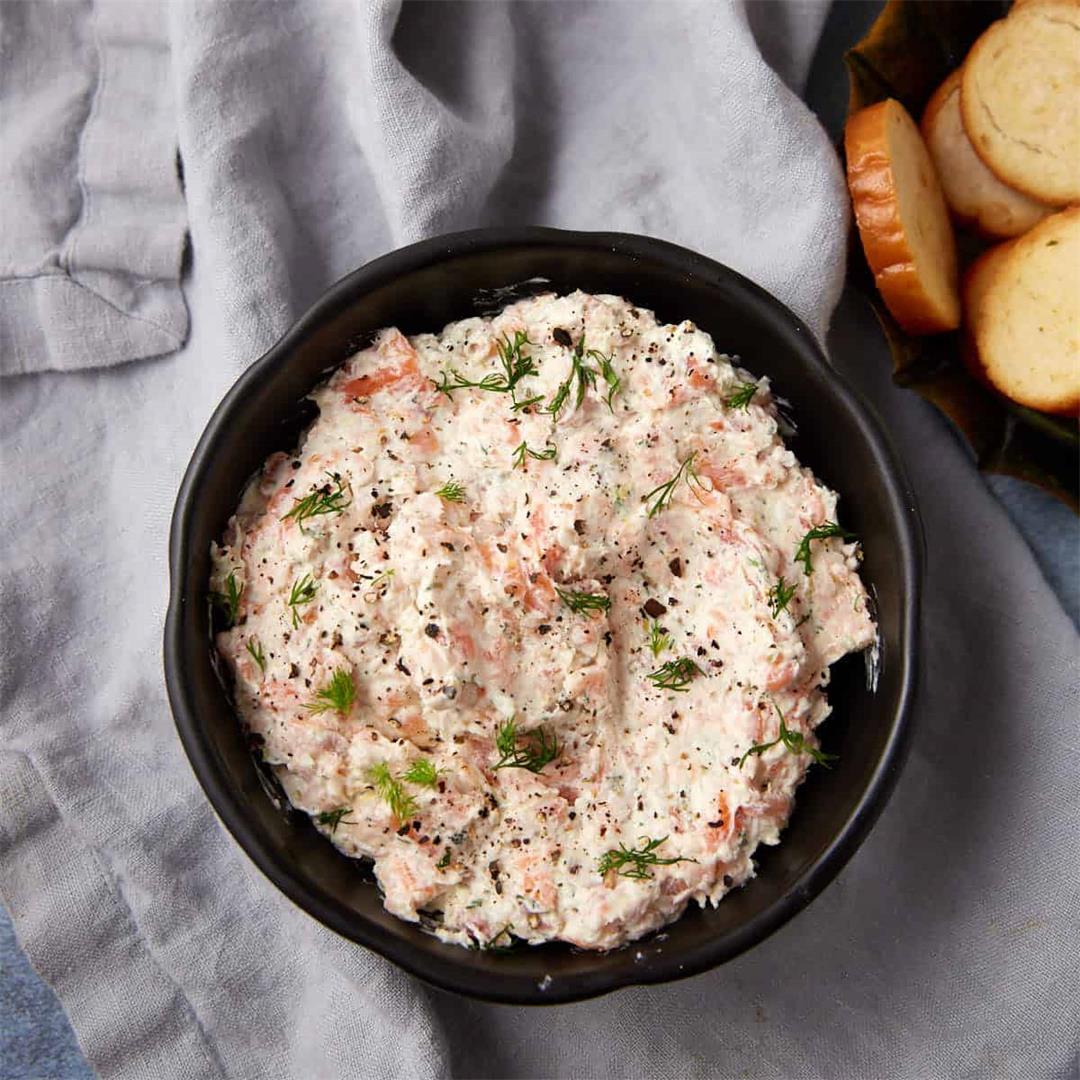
{"left": 166, "top": 231, "right": 919, "bottom": 1004}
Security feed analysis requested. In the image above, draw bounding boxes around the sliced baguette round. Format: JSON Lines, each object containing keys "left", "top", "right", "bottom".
{"left": 961, "top": 239, "right": 1016, "bottom": 386}
{"left": 967, "top": 208, "right": 1080, "bottom": 415}
{"left": 961, "top": 5, "right": 1080, "bottom": 205}
{"left": 921, "top": 71, "right": 1053, "bottom": 238}
{"left": 1009, "top": 0, "right": 1077, "bottom": 11}
{"left": 845, "top": 99, "right": 960, "bottom": 334}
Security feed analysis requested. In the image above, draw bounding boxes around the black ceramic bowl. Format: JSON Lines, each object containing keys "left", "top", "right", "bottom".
{"left": 165, "top": 227, "right": 921, "bottom": 1004}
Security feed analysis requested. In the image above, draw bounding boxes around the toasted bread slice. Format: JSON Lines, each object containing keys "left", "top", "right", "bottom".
{"left": 961, "top": 240, "right": 1016, "bottom": 386}
{"left": 968, "top": 208, "right": 1080, "bottom": 415}
{"left": 845, "top": 99, "right": 960, "bottom": 334}
{"left": 1009, "top": 0, "right": 1078, "bottom": 11}
{"left": 922, "top": 71, "right": 1053, "bottom": 238}
{"left": 961, "top": 5, "right": 1080, "bottom": 205}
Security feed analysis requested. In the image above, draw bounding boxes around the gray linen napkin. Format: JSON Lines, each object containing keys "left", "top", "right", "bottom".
{"left": 1, "top": 2, "right": 1077, "bottom": 1078}
{"left": 0, "top": 0, "right": 189, "bottom": 375}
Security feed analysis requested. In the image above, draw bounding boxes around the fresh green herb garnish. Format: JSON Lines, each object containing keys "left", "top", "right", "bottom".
{"left": 481, "top": 925, "right": 516, "bottom": 952}
{"left": 365, "top": 759, "right": 439, "bottom": 822}
{"left": 593, "top": 348, "right": 621, "bottom": 411}
{"left": 212, "top": 571, "right": 243, "bottom": 627}
{"left": 647, "top": 620, "right": 671, "bottom": 658}
{"left": 434, "top": 368, "right": 505, "bottom": 396}
{"left": 436, "top": 848, "right": 452, "bottom": 869}
{"left": 597, "top": 836, "right": 696, "bottom": 881}
{"left": 368, "top": 762, "right": 418, "bottom": 823}
{"left": 401, "top": 758, "right": 439, "bottom": 788}
{"left": 287, "top": 573, "right": 318, "bottom": 628}
{"left": 555, "top": 587, "right": 611, "bottom": 616}
{"left": 642, "top": 452, "right": 703, "bottom": 518}
{"left": 281, "top": 472, "right": 351, "bottom": 531}
{"left": 511, "top": 440, "right": 556, "bottom": 469}
{"left": 493, "top": 719, "right": 559, "bottom": 773}
{"left": 546, "top": 338, "right": 595, "bottom": 418}
{"left": 738, "top": 702, "right": 837, "bottom": 769}
{"left": 726, "top": 381, "right": 758, "bottom": 410}
{"left": 434, "top": 330, "right": 538, "bottom": 409}
{"left": 545, "top": 378, "right": 575, "bottom": 420}
{"left": 767, "top": 576, "right": 797, "bottom": 618}
{"left": 434, "top": 480, "right": 466, "bottom": 502}
{"left": 646, "top": 656, "right": 702, "bottom": 692}
{"left": 316, "top": 807, "right": 354, "bottom": 834}
{"left": 363, "top": 567, "right": 395, "bottom": 594}
{"left": 495, "top": 330, "right": 539, "bottom": 409}
{"left": 794, "top": 521, "right": 855, "bottom": 575}
{"left": 546, "top": 335, "right": 616, "bottom": 418}
{"left": 305, "top": 668, "right": 356, "bottom": 715}
{"left": 245, "top": 637, "right": 267, "bottom": 673}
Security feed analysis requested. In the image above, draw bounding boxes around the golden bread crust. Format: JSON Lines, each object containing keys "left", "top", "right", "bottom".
{"left": 961, "top": 7, "right": 1080, "bottom": 205}
{"left": 922, "top": 71, "right": 1054, "bottom": 238}
{"left": 846, "top": 99, "right": 961, "bottom": 334}
{"left": 968, "top": 208, "right": 1080, "bottom": 415}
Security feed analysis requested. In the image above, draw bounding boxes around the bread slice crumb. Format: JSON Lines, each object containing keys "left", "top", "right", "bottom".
{"left": 922, "top": 71, "right": 1054, "bottom": 239}
{"left": 961, "top": 4, "right": 1080, "bottom": 205}
{"left": 967, "top": 207, "right": 1080, "bottom": 415}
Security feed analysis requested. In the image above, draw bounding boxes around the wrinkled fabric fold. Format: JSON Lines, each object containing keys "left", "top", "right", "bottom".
{"left": 0, "top": 0, "right": 188, "bottom": 374}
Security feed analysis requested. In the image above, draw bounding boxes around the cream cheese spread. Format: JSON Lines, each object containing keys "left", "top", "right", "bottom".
{"left": 211, "top": 290, "right": 875, "bottom": 950}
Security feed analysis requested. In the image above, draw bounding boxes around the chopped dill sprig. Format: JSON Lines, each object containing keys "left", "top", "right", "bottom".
{"left": 401, "top": 759, "right": 439, "bottom": 788}
{"left": 738, "top": 702, "right": 837, "bottom": 769}
{"left": 493, "top": 719, "right": 559, "bottom": 774}
{"left": 794, "top": 521, "right": 856, "bottom": 575}
{"left": 436, "top": 848, "right": 452, "bottom": 870}
{"left": 434, "top": 330, "right": 537, "bottom": 409}
{"left": 281, "top": 472, "right": 351, "bottom": 531}
{"left": 360, "top": 567, "right": 395, "bottom": 597}
{"left": 315, "top": 807, "right": 354, "bottom": 834}
{"left": 245, "top": 637, "right": 267, "bottom": 674}
{"left": 368, "top": 762, "right": 418, "bottom": 823}
{"left": 767, "top": 576, "right": 797, "bottom": 618}
{"left": 434, "top": 368, "right": 508, "bottom": 396}
{"left": 546, "top": 337, "right": 595, "bottom": 418}
{"left": 511, "top": 440, "right": 556, "bottom": 469}
{"left": 726, "top": 381, "right": 758, "bottom": 410}
{"left": 646, "top": 656, "right": 701, "bottom": 692}
{"left": 495, "top": 330, "right": 539, "bottom": 409}
{"left": 211, "top": 570, "right": 243, "bottom": 627}
{"left": 305, "top": 668, "right": 355, "bottom": 715}
{"left": 593, "top": 349, "right": 621, "bottom": 411}
{"left": 597, "top": 836, "right": 696, "bottom": 881}
{"left": 365, "top": 759, "right": 438, "bottom": 821}
{"left": 546, "top": 335, "right": 616, "bottom": 418}
{"left": 647, "top": 620, "right": 671, "bottom": 658}
{"left": 642, "top": 452, "right": 704, "bottom": 518}
{"left": 287, "top": 572, "right": 318, "bottom": 628}
{"left": 480, "top": 924, "right": 516, "bottom": 952}
{"left": 434, "top": 480, "right": 466, "bottom": 502}
{"left": 556, "top": 587, "right": 611, "bottom": 617}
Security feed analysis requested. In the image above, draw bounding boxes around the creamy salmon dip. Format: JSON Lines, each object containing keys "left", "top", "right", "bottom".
{"left": 210, "top": 290, "right": 875, "bottom": 951}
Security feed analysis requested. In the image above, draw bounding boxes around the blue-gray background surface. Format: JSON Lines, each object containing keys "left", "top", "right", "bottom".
{"left": 2, "top": 2, "right": 1076, "bottom": 1077}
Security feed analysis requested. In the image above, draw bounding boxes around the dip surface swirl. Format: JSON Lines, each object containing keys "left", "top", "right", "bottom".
{"left": 211, "top": 290, "right": 875, "bottom": 951}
